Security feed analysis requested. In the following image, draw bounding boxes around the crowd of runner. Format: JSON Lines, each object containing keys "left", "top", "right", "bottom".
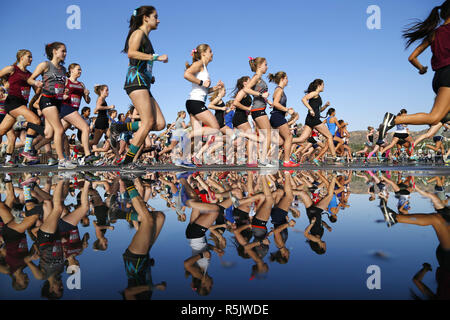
{"left": 0, "top": 2, "right": 449, "bottom": 169}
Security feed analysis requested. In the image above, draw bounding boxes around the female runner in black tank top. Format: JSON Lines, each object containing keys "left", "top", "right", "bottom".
{"left": 90, "top": 84, "right": 114, "bottom": 147}
{"left": 292, "top": 79, "right": 338, "bottom": 161}
{"left": 115, "top": 6, "right": 168, "bottom": 165}
{"left": 232, "top": 76, "right": 260, "bottom": 165}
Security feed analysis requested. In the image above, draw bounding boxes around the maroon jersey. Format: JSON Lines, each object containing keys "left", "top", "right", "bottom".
{"left": 63, "top": 79, "right": 84, "bottom": 109}
{"left": 5, "top": 236, "right": 29, "bottom": 274}
{"left": 431, "top": 24, "right": 450, "bottom": 71}
{"left": 61, "top": 227, "right": 82, "bottom": 258}
{"left": 7, "top": 65, "right": 31, "bottom": 101}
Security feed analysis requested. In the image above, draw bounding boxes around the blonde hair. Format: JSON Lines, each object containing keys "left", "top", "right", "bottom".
{"left": 94, "top": 84, "right": 107, "bottom": 96}
{"left": 249, "top": 57, "right": 266, "bottom": 72}
{"left": 177, "top": 111, "right": 186, "bottom": 118}
{"left": 268, "top": 71, "right": 286, "bottom": 84}
{"left": 13, "top": 49, "right": 31, "bottom": 66}
{"left": 185, "top": 44, "right": 210, "bottom": 70}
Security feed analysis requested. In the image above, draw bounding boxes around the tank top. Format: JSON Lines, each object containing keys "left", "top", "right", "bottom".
{"left": 252, "top": 79, "right": 268, "bottom": 110}
{"left": 42, "top": 61, "right": 66, "bottom": 100}
{"left": 431, "top": 23, "right": 450, "bottom": 71}
{"left": 271, "top": 86, "right": 287, "bottom": 116}
{"left": 188, "top": 64, "right": 209, "bottom": 102}
{"left": 214, "top": 101, "right": 225, "bottom": 118}
{"left": 97, "top": 99, "right": 108, "bottom": 119}
{"left": 236, "top": 94, "right": 252, "bottom": 115}
{"left": 124, "top": 31, "right": 155, "bottom": 89}
{"left": 7, "top": 65, "right": 32, "bottom": 101}
{"left": 326, "top": 117, "right": 337, "bottom": 136}
{"left": 308, "top": 96, "right": 322, "bottom": 117}
{"left": 63, "top": 79, "right": 84, "bottom": 109}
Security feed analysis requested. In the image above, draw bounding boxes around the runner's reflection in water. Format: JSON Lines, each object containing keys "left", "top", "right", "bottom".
{"left": 178, "top": 172, "right": 223, "bottom": 296}
{"left": 381, "top": 183, "right": 450, "bottom": 300}
{"left": 120, "top": 175, "right": 166, "bottom": 300}
{"left": 297, "top": 174, "right": 337, "bottom": 255}
{"left": 269, "top": 171, "right": 297, "bottom": 264}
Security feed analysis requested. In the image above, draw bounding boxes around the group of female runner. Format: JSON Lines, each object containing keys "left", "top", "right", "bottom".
{"left": 0, "top": 2, "right": 448, "bottom": 168}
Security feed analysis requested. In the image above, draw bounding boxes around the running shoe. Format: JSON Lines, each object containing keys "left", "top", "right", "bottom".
{"left": 84, "top": 154, "right": 100, "bottom": 164}
{"left": 13, "top": 116, "right": 26, "bottom": 131}
{"left": 283, "top": 160, "right": 300, "bottom": 167}
{"left": 409, "top": 155, "right": 419, "bottom": 161}
{"left": 20, "top": 151, "right": 38, "bottom": 161}
{"left": 48, "top": 158, "right": 58, "bottom": 166}
{"left": 3, "top": 160, "right": 16, "bottom": 168}
{"left": 312, "top": 159, "right": 321, "bottom": 166}
{"left": 58, "top": 159, "right": 77, "bottom": 170}
{"left": 378, "top": 112, "right": 396, "bottom": 140}
{"left": 20, "top": 175, "right": 37, "bottom": 187}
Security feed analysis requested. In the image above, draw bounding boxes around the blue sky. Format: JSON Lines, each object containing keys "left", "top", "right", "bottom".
{"left": 0, "top": 0, "right": 441, "bottom": 131}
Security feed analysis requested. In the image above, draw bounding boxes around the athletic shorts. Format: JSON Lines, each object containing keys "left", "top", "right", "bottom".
{"left": 4, "top": 94, "right": 27, "bottom": 113}
{"left": 432, "top": 64, "right": 450, "bottom": 94}
{"left": 95, "top": 117, "right": 109, "bottom": 130}
{"left": 305, "top": 115, "right": 322, "bottom": 128}
{"left": 39, "top": 95, "right": 62, "bottom": 112}
{"left": 270, "top": 206, "right": 288, "bottom": 225}
{"left": 215, "top": 112, "right": 225, "bottom": 129}
{"left": 251, "top": 109, "right": 267, "bottom": 120}
{"left": 0, "top": 114, "right": 5, "bottom": 124}
{"left": 270, "top": 112, "right": 287, "bottom": 128}
{"left": 185, "top": 223, "right": 207, "bottom": 239}
{"left": 308, "top": 137, "right": 317, "bottom": 144}
{"left": 232, "top": 110, "right": 248, "bottom": 128}
{"left": 186, "top": 100, "right": 207, "bottom": 116}
{"left": 251, "top": 217, "right": 268, "bottom": 240}
{"left": 59, "top": 104, "right": 77, "bottom": 119}
{"left": 434, "top": 136, "right": 444, "bottom": 143}
{"left": 394, "top": 133, "right": 409, "bottom": 140}
{"left": 123, "top": 248, "right": 151, "bottom": 286}
{"left": 125, "top": 86, "right": 153, "bottom": 98}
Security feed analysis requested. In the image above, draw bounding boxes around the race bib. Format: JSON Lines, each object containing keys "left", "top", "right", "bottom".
{"left": 55, "top": 83, "right": 64, "bottom": 100}
{"left": 70, "top": 95, "right": 81, "bottom": 109}
{"left": 145, "top": 61, "right": 154, "bottom": 80}
{"left": 21, "top": 87, "right": 30, "bottom": 100}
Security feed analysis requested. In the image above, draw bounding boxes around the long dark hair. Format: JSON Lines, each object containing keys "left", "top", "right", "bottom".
{"left": 122, "top": 6, "right": 156, "bottom": 53}
{"left": 403, "top": 1, "right": 450, "bottom": 49}
{"left": 232, "top": 76, "right": 250, "bottom": 98}
{"left": 305, "top": 79, "right": 323, "bottom": 94}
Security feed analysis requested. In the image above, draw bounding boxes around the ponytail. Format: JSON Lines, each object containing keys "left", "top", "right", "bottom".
{"left": 305, "top": 79, "right": 324, "bottom": 94}
{"left": 13, "top": 49, "right": 31, "bottom": 66}
{"left": 268, "top": 71, "right": 286, "bottom": 85}
{"left": 45, "top": 42, "right": 65, "bottom": 61}
{"left": 403, "top": 1, "right": 450, "bottom": 48}
{"left": 123, "top": 6, "right": 156, "bottom": 53}
{"left": 185, "top": 44, "right": 210, "bottom": 70}
{"left": 94, "top": 84, "right": 107, "bottom": 96}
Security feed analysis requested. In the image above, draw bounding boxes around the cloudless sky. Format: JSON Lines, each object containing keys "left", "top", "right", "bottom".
{"left": 0, "top": 0, "right": 442, "bottom": 132}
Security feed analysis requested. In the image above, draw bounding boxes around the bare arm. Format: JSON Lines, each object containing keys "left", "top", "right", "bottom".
{"left": 408, "top": 37, "right": 432, "bottom": 74}
{"left": 272, "top": 87, "right": 288, "bottom": 112}
{"left": 127, "top": 30, "right": 167, "bottom": 62}
{"left": 0, "top": 65, "right": 14, "bottom": 79}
